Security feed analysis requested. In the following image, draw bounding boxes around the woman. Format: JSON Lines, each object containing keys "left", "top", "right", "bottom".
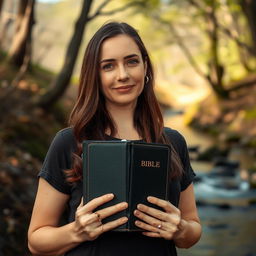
{"left": 28, "top": 22, "right": 201, "bottom": 256}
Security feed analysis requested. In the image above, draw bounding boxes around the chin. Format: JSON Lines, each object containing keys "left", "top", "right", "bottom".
{"left": 107, "top": 98, "right": 138, "bottom": 108}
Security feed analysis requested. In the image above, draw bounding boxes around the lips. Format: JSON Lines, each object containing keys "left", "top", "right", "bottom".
{"left": 114, "top": 85, "right": 134, "bottom": 90}
{"left": 113, "top": 85, "right": 135, "bottom": 93}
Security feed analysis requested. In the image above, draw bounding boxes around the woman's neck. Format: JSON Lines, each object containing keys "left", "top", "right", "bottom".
{"left": 105, "top": 103, "right": 141, "bottom": 140}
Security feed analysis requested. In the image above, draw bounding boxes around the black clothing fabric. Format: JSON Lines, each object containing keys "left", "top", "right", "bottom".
{"left": 39, "top": 127, "right": 195, "bottom": 256}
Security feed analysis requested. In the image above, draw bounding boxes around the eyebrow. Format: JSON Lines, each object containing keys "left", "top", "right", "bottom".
{"left": 100, "top": 54, "right": 139, "bottom": 64}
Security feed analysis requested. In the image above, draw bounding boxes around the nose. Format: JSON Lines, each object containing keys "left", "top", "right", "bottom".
{"left": 117, "top": 64, "right": 129, "bottom": 82}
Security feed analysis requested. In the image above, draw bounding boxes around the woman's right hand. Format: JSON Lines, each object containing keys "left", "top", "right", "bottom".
{"left": 72, "top": 193, "right": 128, "bottom": 242}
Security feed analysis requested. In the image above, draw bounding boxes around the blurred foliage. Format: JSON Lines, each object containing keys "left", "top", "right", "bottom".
{"left": 244, "top": 107, "right": 256, "bottom": 120}
{"left": 0, "top": 1, "right": 256, "bottom": 255}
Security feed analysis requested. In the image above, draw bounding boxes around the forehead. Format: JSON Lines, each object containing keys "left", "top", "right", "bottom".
{"left": 100, "top": 34, "right": 142, "bottom": 59}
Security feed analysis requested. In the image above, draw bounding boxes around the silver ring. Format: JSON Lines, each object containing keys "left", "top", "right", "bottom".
{"left": 157, "top": 223, "right": 162, "bottom": 229}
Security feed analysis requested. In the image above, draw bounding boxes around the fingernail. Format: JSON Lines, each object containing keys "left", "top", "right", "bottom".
{"left": 122, "top": 217, "right": 128, "bottom": 222}
{"left": 120, "top": 202, "right": 128, "bottom": 208}
{"left": 107, "top": 193, "right": 114, "bottom": 198}
{"left": 137, "top": 204, "right": 142, "bottom": 210}
{"left": 135, "top": 221, "right": 141, "bottom": 226}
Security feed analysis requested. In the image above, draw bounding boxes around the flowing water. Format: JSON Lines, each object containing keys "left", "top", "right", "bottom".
{"left": 164, "top": 111, "right": 256, "bottom": 256}
{"left": 178, "top": 205, "right": 256, "bottom": 256}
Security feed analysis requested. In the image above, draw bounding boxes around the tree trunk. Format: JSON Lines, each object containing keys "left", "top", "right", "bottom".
{"left": 15, "top": 0, "right": 29, "bottom": 32}
{"left": 7, "top": 0, "right": 34, "bottom": 67}
{"left": 11, "top": 0, "right": 34, "bottom": 86}
{"left": 187, "top": 0, "right": 229, "bottom": 98}
{"left": 240, "top": 0, "right": 256, "bottom": 55}
{"left": 0, "top": 0, "right": 4, "bottom": 18}
{"left": 0, "top": 0, "right": 35, "bottom": 107}
{"left": 36, "top": 0, "right": 94, "bottom": 109}
{"left": 0, "top": 0, "right": 14, "bottom": 47}
{"left": 206, "top": 0, "right": 229, "bottom": 99}
{"left": 227, "top": 10, "right": 255, "bottom": 71}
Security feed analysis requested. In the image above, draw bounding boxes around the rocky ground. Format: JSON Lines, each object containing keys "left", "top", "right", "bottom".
{"left": 186, "top": 80, "right": 256, "bottom": 174}
{"left": 0, "top": 63, "right": 66, "bottom": 255}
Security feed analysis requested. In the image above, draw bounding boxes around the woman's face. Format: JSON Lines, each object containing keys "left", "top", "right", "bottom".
{"left": 99, "top": 34, "right": 147, "bottom": 109}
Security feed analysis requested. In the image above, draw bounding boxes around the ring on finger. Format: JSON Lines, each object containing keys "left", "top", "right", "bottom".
{"left": 94, "top": 212, "right": 101, "bottom": 222}
{"left": 157, "top": 222, "right": 163, "bottom": 229}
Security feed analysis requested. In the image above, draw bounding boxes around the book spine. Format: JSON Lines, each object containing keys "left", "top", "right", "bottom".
{"left": 127, "top": 142, "right": 134, "bottom": 230}
{"left": 126, "top": 142, "right": 132, "bottom": 230}
{"left": 83, "top": 142, "right": 89, "bottom": 205}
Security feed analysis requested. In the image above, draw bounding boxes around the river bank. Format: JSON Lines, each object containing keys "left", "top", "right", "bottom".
{"left": 165, "top": 112, "right": 256, "bottom": 256}
{"left": 185, "top": 83, "right": 256, "bottom": 168}
{"left": 178, "top": 205, "right": 256, "bottom": 256}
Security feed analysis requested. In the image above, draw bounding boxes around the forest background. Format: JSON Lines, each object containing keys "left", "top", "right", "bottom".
{"left": 0, "top": 0, "right": 256, "bottom": 255}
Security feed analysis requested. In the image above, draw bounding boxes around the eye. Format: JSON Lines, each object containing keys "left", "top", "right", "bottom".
{"left": 127, "top": 58, "right": 140, "bottom": 66}
{"left": 101, "top": 63, "right": 114, "bottom": 71}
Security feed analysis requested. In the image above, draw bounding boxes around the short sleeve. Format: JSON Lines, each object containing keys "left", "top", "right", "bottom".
{"left": 39, "top": 128, "right": 75, "bottom": 194}
{"left": 178, "top": 134, "right": 195, "bottom": 191}
{"left": 164, "top": 128, "right": 195, "bottom": 191}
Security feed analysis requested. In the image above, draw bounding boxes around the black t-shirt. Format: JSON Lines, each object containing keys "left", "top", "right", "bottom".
{"left": 39, "top": 127, "right": 195, "bottom": 256}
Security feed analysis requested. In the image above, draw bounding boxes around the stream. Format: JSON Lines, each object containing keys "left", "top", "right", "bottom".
{"left": 164, "top": 111, "right": 256, "bottom": 256}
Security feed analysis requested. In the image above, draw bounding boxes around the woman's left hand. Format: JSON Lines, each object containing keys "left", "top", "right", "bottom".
{"left": 134, "top": 196, "right": 184, "bottom": 240}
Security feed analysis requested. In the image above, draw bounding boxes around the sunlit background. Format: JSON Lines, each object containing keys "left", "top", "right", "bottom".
{"left": 0, "top": 0, "right": 256, "bottom": 255}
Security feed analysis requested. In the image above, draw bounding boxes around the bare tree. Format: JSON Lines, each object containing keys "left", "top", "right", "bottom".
{"left": 153, "top": 0, "right": 229, "bottom": 98}
{"left": 192, "top": 0, "right": 256, "bottom": 93}
{"left": 221, "top": 1, "right": 255, "bottom": 72}
{"left": 157, "top": 0, "right": 256, "bottom": 98}
{"left": 11, "top": 0, "right": 35, "bottom": 86}
{"left": 36, "top": 0, "right": 94, "bottom": 108}
{"left": 37, "top": 0, "right": 143, "bottom": 109}
{"left": 205, "top": 0, "right": 228, "bottom": 98}
{"left": 7, "top": 0, "right": 35, "bottom": 67}
{"left": 15, "top": 0, "right": 29, "bottom": 32}
{"left": 0, "top": 0, "right": 35, "bottom": 108}
{"left": 0, "top": 0, "right": 15, "bottom": 48}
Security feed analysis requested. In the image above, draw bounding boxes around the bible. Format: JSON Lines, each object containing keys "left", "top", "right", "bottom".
{"left": 82, "top": 140, "right": 170, "bottom": 231}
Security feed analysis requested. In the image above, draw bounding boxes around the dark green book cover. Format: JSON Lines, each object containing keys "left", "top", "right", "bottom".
{"left": 82, "top": 140, "right": 170, "bottom": 231}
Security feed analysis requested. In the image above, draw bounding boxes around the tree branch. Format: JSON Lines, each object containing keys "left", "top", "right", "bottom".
{"left": 218, "top": 23, "right": 255, "bottom": 56}
{"left": 188, "top": 0, "right": 255, "bottom": 56}
{"left": 88, "top": 1, "right": 144, "bottom": 20}
{"left": 186, "top": 0, "right": 205, "bottom": 10}
{"left": 88, "top": 0, "right": 110, "bottom": 21}
{"left": 227, "top": 75, "right": 256, "bottom": 92}
{"left": 154, "top": 14, "right": 207, "bottom": 81}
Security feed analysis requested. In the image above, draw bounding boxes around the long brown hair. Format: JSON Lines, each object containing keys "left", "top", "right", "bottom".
{"left": 66, "top": 22, "right": 183, "bottom": 183}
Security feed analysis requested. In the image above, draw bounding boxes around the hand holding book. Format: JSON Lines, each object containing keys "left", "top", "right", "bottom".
{"left": 74, "top": 194, "right": 182, "bottom": 241}
{"left": 73, "top": 194, "right": 128, "bottom": 242}
{"left": 133, "top": 196, "right": 182, "bottom": 240}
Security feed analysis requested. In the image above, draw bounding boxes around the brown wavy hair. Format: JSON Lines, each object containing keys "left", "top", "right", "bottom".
{"left": 66, "top": 22, "right": 183, "bottom": 183}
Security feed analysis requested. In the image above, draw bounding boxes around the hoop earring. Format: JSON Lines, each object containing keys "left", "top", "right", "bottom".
{"left": 145, "top": 76, "right": 149, "bottom": 84}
